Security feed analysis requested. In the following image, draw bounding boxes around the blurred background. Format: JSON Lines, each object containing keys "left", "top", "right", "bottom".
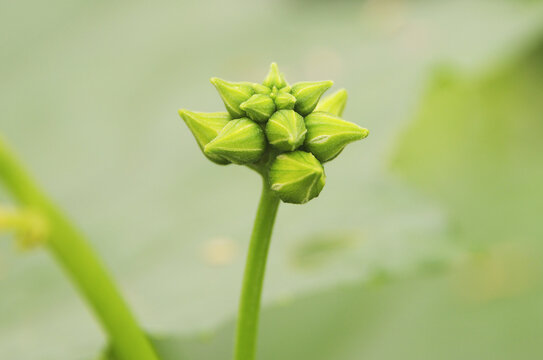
{"left": 1, "top": 0, "right": 543, "bottom": 359}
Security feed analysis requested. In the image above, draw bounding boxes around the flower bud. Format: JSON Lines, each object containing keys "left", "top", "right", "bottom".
{"left": 274, "top": 91, "right": 297, "bottom": 110}
{"left": 279, "top": 85, "right": 292, "bottom": 93}
{"left": 263, "top": 62, "right": 287, "bottom": 89}
{"left": 265, "top": 110, "right": 306, "bottom": 152}
{"left": 304, "top": 111, "right": 369, "bottom": 162}
{"left": 315, "top": 89, "right": 348, "bottom": 116}
{"left": 291, "top": 80, "right": 333, "bottom": 116}
{"left": 178, "top": 109, "right": 231, "bottom": 165}
{"left": 210, "top": 78, "right": 254, "bottom": 118}
{"left": 239, "top": 94, "right": 276, "bottom": 123}
{"left": 269, "top": 151, "right": 326, "bottom": 204}
{"left": 204, "top": 118, "right": 266, "bottom": 164}
{"left": 252, "top": 83, "right": 272, "bottom": 95}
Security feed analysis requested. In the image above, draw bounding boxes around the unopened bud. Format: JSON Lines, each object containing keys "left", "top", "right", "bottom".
{"left": 274, "top": 92, "right": 297, "bottom": 110}
{"left": 263, "top": 63, "right": 287, "bottom": 89}
{"left": 315, "top": 89, "right": 348, "bottom": 116}
{"left": 269, "top": 151, "right": 326, "bottom": 204}
{"left": 252, "top": 83, "right": 272, "bottom": 95}
{"left": 204, "top": 118, "right": 266, "bottom": 164}
{"left": 304, "top": 111, "right": 369, "bottom": 162}
{"left": 265, "top": 110, "right": 306, "bottom": 152}
{"left": 178, "top": 110, "right": 231, "bottom": 165}
{"left": 239, "top": 94, "right": 276, "bottom": 123}
{"left": 291, "top": 81, "right": 333, "bottom": 116}
{"left": 210, "top": 78, "right": 254, "bottom": 118}
{"left": 279, "top": 85, "right": 291, "bottom": 93}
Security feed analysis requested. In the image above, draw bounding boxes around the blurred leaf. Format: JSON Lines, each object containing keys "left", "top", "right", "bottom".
{"left": 392, "top": 38, "right": 543, "bottom": 246}
{"left": 2, "top": 0, "right": 543, "bottom": 359}
{"left": 115, "top": 36, "right": 543, "bottom": 360}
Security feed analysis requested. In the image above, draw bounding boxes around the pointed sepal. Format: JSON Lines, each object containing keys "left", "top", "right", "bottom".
{"left": 263, "top": 62, "right": 288, "bottom": 89}
{"left": 265, "top": 110, "right": 307, "bottom": 152}
{"left": 239, "top": 94, "right": 276, "bottom": 123}
{"left": 204, "top": 118, "right": 266, "bottom": 164}
{"left": 315, "top": 89, "right": 348, "bottom": 116}
{"left": 269, "top": 151, "right": 326, "bottom": 204}
{"left": 252, "top": 83, "right": 272, "bottom": 95}
{"left": 304, "top": 111, "right": 369, "bottom": 162}
{"left": 274, "top": 91, "right": 297, "bottom": 110}
{"left": 291, "top": 81, "right": 333, "bottom": 116}
{"left": 178, "top": 109, "right": 231, "bottom": 165}
{"left": 210, "top": 78, "right": 254, "bottom": 118}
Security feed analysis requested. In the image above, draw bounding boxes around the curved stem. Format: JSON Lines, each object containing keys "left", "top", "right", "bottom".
{"left": 0, "top": 138, "right": 159, "bottom": 360}
{"left": 234, "top": 175, "right": 280, "bottom": 360}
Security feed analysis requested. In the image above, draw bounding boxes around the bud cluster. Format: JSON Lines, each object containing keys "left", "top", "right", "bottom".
{"left": 179, "top": 63, "right": 368, "bottom": 204}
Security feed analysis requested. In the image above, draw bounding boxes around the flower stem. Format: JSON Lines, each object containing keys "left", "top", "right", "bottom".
{"left": 234, "top": 175, "right": 280, "bottom": 360}
{"left": 0, "top": 138, "right": 159, "bottom": 360}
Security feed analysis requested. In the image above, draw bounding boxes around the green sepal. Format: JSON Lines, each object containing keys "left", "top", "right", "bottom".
{"left": 204, "top": 118, "right": 266, "bottom": 164}
{"left": 304, "top": 111, "right": 369, "bottom": 163}
{"left": 239, "top": 94, "right": 276, "bottom": 123}
{"left": 269, "top": 151, "right": 326, "bottom": 204}
{"left": 274, "top": 91, "right": 297, "bottom": 110}
{"left": 178, "top": 109, "right": 232, "bottom": 165}
{"left": 315, "top": 89, "right": 348, "bottom": 116}
{"left": 252, "top": 83, "right": 272, "bottom": 95}
{"left": 210, "top": 78, "right": 254, "bottom": 118}
{"left": 263, "top": 62, "right": 287, "bottom": 89}
{"left": 265, "top": 110, "right": 307, "bottom": 152}
{"left": 279, "top": 85, "right": 291, "bottom": 93}
{"left": 291, "top": 80, "right": 333, "bottom": 116}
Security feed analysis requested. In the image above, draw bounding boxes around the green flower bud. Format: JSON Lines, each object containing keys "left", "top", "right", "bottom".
{"left": 204, "top": 118, "right": 266, "bottom": 164}
{"left": 263, "top": 62, "right": 287, "bottom": 89}
{"left": 274, "top": 91, "right": 297, "bottom": 110}
{"left": 269, "top": 86, "right": 278, "bottom": 99}
{"left": 178, "top": 109, "right": 231, "bottom": 165}
{"left": 265, "top": 110, "right": 306, "bottom": 152}
{"left": 210, "top": 78, "right": 254, "bottom": 118}
{"left": 252, "top": 83, "right": 271, "bottom": 95}
{"left": 239, "top": 94, "right": 276, "bottom": 123}
{"left": 291, "top": 80, "right": 333, "bottom": 116}
{"left": 279, "top": 85, "right": 291, "bottom": 93}
{"left": 315, "top": 89, "right": 348, "bottom": 117}
{"left": 304, "top": 111, "right": 369, "bottom": 163}
{"left": 269, "top": 151, "right": 326, "bottom": 204}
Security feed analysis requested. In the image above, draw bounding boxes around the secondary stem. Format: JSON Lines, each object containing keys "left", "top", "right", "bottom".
{"left": 234, "top": 175, "right": 280, "bottom": 360}
{"left": 0, "top": 138, "right": 159, "bottom": 360}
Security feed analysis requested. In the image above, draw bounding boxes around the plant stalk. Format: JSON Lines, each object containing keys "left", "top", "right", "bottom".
{"left": 0, "top": 138, "right": 159, "bottom": 360}
{"left": 234, "top": 175, "right": 280, "bottom": 360}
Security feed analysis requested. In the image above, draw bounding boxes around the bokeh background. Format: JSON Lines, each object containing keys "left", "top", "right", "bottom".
{"left": 2, "top": 0, "right": 543, "bottom": 359}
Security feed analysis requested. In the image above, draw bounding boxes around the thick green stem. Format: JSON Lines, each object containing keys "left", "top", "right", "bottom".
{"left": 0, "top": 138, "right": 159, "bottom": 360}
{"left": 234, "top": 175, "right": 280, "bottom": 360}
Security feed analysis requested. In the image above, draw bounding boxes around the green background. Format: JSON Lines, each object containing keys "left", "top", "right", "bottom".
{"left": 1, "top": 0, "right": 543, "bottom": 359}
